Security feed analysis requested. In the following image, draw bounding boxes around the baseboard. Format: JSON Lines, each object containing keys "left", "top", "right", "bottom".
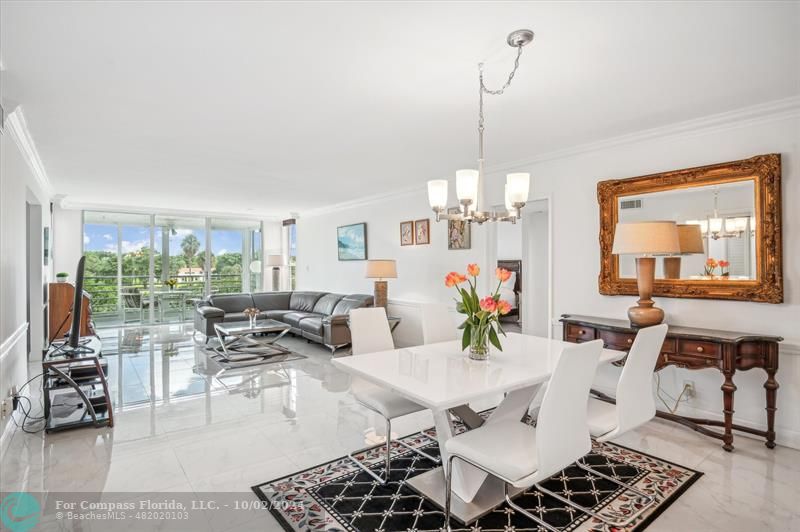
{"left": 592, "top": 383, "right": 800, "bottom": 450}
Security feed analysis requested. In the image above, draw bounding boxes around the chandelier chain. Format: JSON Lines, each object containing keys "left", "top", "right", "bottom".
{"left": 477, "top": 44, "right": 525, "bottom": 160}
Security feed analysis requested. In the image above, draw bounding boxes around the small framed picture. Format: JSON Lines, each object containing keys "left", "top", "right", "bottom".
{"left": 448, "top": 208, "right": 471, "bottom": 250}
{"left": 400, "top": 221, "right": 414, "bottom": 246}
{"left": 415, "top": 218, "right": 430, "bottom": 245}
{"left": 337, "top": 222, "right": 367, "bottom": 261}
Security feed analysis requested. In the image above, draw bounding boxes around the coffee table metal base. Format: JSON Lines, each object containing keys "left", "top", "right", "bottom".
{"left": 214, "top": 325, "right": 291, "bottom": 362}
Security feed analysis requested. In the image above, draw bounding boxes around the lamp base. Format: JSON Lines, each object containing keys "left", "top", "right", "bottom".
{"left": 627, "top": 304, "right": 665, "bottom": 327}
{"left": 629, "top": 256, "right": 665, "bottom": 327}
{"left": 374, "top": 280, "right": 388, "bottom": 308}
{"left": 272, "top": 268, "right": 281, "bottom": 291}
{"left": 663, "top": 256, "right": 681, "bottom": 279}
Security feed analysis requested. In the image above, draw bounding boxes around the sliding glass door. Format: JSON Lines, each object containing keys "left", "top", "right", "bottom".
{"left": 82, "top": 211, "right": 263, "bottom": 327}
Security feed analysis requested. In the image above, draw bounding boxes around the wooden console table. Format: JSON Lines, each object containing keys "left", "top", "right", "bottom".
{"left": 561, "top": 314, "right": 782, "bottom": 451}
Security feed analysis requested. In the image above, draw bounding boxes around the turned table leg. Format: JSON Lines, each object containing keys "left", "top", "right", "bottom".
{"left": 721, "top": 370, "right": 737, "bottom": 452}
{"left": 765, "top": 368, "right": 778, "bottom": 449}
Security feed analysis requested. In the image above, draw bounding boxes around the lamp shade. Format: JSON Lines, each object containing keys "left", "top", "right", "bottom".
{"left": 427, "top": 180, "right": 448, "bottom": 209}
{"left": 612, "top": 221, "right": 680, "bottom": 255}
{"left": 265, "top": 254, "right": 285, "bottom": 267}
{"left": 506, "top": 172, "right": 530, "bottom": 204}
{"left": 504, "top": 184, "right": 514, "bottom": 212}
{"left": 455, "top": 169, "right": 479, "bottom": 205}
{"left": 365, "top": 259, "right": 397, "bottom": 279}
{"left": 676, "top": 224, "right": 705, "bottom": 254}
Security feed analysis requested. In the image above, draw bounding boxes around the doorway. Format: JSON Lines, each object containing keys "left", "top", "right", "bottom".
{"left": 25, "top": 197, "right": 44, "bottom": 358}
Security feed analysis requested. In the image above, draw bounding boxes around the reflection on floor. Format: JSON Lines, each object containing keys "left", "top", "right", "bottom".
{"left": 2, "top": 324, "right": 799, "bottom": 532}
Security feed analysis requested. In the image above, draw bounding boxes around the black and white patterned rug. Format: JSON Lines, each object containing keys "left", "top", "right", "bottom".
{"left": 252, "top": 414, "right": 701, "bottom": 532}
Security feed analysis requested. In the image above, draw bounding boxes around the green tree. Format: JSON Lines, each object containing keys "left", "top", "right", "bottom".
{"left": 181, "top": 234, "right": 201, "bottom": 274}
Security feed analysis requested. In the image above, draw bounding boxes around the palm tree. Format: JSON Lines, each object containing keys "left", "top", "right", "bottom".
{"left": 181, "top": 234, "right": 201, "bottom": 274}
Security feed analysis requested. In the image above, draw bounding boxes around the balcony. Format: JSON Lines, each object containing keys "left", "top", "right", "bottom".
{"left": 85, "top": 273, "right": 247, "bottom": 327}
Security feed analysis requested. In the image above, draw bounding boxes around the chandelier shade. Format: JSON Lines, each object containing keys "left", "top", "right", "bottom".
{"left": 506, "top": 173, "right": 530, "bottom": 204}
{"left": 427, "top": 180, "right": 448, "bottom": 210}
{"left": 455, "top": 169, "right": 479, "bottom": 208}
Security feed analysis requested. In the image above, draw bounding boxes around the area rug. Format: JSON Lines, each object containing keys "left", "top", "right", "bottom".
{"left": 252, "top": 414, "right": 701, "bottom": 532}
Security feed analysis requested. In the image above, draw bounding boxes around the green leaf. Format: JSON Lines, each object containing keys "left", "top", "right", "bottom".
{"left": 488, "top": 327, "right": 503, "bottom": 351}
{"left": 457, "top": 319, "right": 468, "bottom": 330}
{"left": 461, "top": 326, "right": 471, "bottom": 351}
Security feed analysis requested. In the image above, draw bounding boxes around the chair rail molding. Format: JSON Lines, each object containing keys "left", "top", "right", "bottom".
{"left": 0, "top": 322, "right": 29, "bottom": 363}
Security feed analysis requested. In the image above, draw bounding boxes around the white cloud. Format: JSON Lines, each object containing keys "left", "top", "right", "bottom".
{"left": 218, "top": 248, "right": 228, "bottom": 255}
{"left": 105, "top": 240, "right": 148, "bottom": 253}
{"left": 103, "top": 234, "right": 113, "bottom": 241}
{"left": 83, "top": 234, "right": 90, "bottom": 245}
{"left": 173, "top": 228, "right": 194, "bottom": 237}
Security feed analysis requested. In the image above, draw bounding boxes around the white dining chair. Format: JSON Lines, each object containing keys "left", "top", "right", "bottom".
{"left": 347, "top": 307, "right": 440, "bottom": 484}
{"left": 420, "top": 303, "right": 458, "bottom": 345}
{"left": 551, "top": 323, "right": 669, "bottom": 526}
{"left": 443, "top": 339, "right": 604, "bottom": 532}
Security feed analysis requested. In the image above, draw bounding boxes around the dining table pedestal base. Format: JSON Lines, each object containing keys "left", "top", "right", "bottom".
{"left": 406, "top": 467, "right": 525, "bottom": 525}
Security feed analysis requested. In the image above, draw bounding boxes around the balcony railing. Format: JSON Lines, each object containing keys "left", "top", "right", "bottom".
{"left": 84, "top": 274, "right": 246, "bottom": 315}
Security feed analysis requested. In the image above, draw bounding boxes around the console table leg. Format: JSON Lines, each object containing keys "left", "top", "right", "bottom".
{"left": 765, "top": 368, "right": 778, "bottom": 449}
{"left": 721, "top": 370, "right": 737, "bottom": 452}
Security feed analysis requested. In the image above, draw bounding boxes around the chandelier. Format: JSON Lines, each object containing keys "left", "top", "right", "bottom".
{"left": 686, "top": 188, "right": 752, "bottom": 240}
{"left": 427, "top": 29, "right": 534, "bottom": 225}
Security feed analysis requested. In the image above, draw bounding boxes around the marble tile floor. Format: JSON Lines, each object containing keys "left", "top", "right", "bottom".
{"left": 1, "top": 324, "right": 798, "bottom": 531}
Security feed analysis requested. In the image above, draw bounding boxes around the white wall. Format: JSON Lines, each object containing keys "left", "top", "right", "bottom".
{"left": 496, "top": 220, "right": 522, "bottom": 260}
{"left": 297, "top": 105, "right": 799, "bottom": 449}
{"left": 52, "top": 205, "right": 82, "bottom": 277}
{"left": 296, "top": 191, "right": 489, "bottom": 346}
{"left": 0, "top": 109, "right": 52, "bottom": 455}
{"left": 483, "top": 111, "right": 800, "bottom": 449}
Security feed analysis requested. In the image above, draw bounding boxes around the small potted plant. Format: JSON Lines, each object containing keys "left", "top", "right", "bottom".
{"left": 56, "top": 272, "right": 69, "bottom": 283}
{"left": 243, "top": 307, "right": 260, "bottom": 328}
{"left": 163, "top": 278, "right": 178, "bottom": 291}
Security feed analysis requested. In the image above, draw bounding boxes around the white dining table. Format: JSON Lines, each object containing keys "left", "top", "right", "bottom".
{"left": 332, "top": 332, "right": 626, "bottom": 523}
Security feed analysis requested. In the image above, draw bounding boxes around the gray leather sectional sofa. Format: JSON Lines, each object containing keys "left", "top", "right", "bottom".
{"left": 194, "top": 291, "right": 373, "bottom": 353}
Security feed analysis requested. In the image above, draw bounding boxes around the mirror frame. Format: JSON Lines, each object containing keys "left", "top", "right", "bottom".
{"left": 598, "top": 154, "right": 782, "bottom": 303}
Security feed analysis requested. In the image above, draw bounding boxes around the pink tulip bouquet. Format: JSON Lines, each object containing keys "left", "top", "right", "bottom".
{"left": 445, "top": 264, "right": 513, "bottom": 360}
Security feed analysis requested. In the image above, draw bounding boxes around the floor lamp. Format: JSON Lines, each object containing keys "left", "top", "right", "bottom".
{"left": 266, "top": 254, "right": 285, "bottom": 292}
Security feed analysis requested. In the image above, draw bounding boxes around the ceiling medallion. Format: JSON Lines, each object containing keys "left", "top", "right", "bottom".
{"left": 428, "top": 29, "right": 534, "bottom": 225}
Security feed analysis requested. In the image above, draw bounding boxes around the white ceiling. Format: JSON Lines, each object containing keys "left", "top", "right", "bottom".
{"left": 2, "top": 1, "right": 798, "bottom": 218}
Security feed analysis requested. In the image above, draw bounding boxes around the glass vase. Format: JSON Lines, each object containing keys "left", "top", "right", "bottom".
{"left": 469, "top": 326, "right": 490, "bottom": 361}
{"left": 249, "top": 315, "right": 256, "bottom": 328}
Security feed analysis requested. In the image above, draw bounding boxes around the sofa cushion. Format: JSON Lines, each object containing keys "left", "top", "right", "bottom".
{"left": 312, "top": 294, "right": 345, "bottom": 316}
{"left": 196, "top": 306, "right": 225, "bottom": 319}
{"left": 283, "top": 311, "right": 320, "bottom": 328}
{"left": 208, "top": 294, "right": 254, "bottom": 314}
{"left": 289, "top": 292, "right": 326, "bottom": 312}
{"left": 262, "top": 310, "right": 293, "bottom": 321}
{"left": 252, "top": 292, "right": 292, "bottom": 311}
{"left": 332, "top": 294, "right": 373, "bottom": 316}
{"left": 299, "top": 316, "right": 324, "bottom": 336}
{"left": 222, "top": 312, "right": 249, "bottom": 323}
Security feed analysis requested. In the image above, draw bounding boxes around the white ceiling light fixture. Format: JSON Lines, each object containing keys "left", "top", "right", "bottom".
{"left": 428, "top": 29, "right": 534, "bottom": 225}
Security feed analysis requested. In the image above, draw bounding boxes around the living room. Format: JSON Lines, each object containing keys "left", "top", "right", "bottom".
{"left": 1, "top": 2, "right": 798, "bottom": 531}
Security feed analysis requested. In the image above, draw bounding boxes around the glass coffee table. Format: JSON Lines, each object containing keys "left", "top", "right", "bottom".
{"left": 213, "top": 320, "right": 292, "bottom": 361}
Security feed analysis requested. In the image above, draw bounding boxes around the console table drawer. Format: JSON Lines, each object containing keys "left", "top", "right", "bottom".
{"left": 599, "top": 330, "right": 635, "bottom": 349}
{"left": 566, "top": 324, "right": 595, "bottom": 342}
{"left": 678, "top": 339, "right": 721, "bottom": 359}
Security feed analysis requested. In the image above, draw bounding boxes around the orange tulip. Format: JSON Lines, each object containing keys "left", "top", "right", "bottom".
{"left": 496, "top": 267, "right": 512, "bottom": 282}
{"left": 467, "top": 263, "right": 480, "bottom": 277}
{"left": 496, "top": 300, "right": 512, "bottom": 315}
{"left": 445, "top": 272, "right": 467, "bottom": 287}
{"left": 719, "top": 260, "right": 730, "bottom": 268}
{"left": 705, "top": 258, "right": 718, "bottom": 268}
{"left": 479, "top": 296, "right": 497, "bottom": 312}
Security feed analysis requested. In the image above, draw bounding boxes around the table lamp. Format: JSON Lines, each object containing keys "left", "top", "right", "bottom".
{"left": 265, "top": 254, "right": 285, "bottom": 291}
{"left": 612, "top": 221, "right": 680, "bottom": 327}
{"left": 365, "top": 260, "right": 397, "bottom": 309}
{"left": 663, "top": 224, "right": 705, "bottom": 279}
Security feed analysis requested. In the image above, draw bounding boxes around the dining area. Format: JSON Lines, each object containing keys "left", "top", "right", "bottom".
{"left": 325, "top": 298, "right": 672, "bottom": 531}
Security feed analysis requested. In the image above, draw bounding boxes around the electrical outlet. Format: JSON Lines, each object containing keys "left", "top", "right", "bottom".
{"left": 683, "top": 380, "right": 696, "bottom": 399}
{"left": 0, "top": 399, "right": 9, "bottom": 417}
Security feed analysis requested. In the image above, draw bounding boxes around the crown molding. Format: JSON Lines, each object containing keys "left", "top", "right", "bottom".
{"left": 58, "top": 198, "right": 283, "bottom": 222}
{"left": 486, "top": 95, "right": 800, "bottom": 174}
{"left": 300, "top": 183, "right": 425, "bottom": 218}
{"left": 5, "top": 106, "right": 54, "bottom": 197}
{"left": 299, "top": 95, "right": 800, "bottom": 216}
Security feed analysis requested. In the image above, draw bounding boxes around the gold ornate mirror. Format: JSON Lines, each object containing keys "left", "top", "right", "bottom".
{"left": 598, "top": 154, "right": 782, "bottom": 303}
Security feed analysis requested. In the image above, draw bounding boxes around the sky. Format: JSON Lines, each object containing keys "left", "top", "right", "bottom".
{"left": 84, "top": 224, "right": 246, "bottom": 255}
